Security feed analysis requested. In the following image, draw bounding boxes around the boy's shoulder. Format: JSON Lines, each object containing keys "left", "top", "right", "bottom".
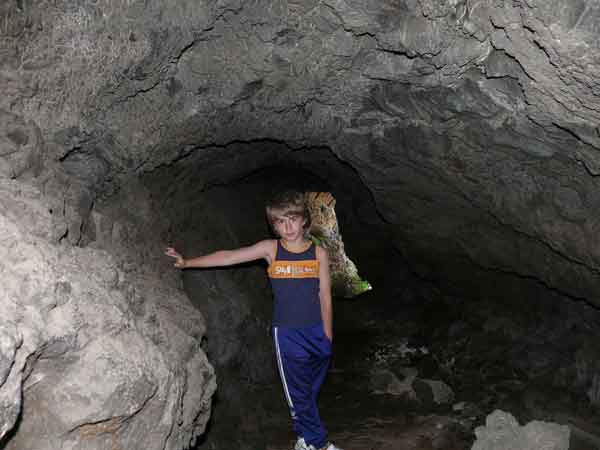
{"left": 255, "top": 238, "right": 277, "bottom": 245}
{"left": 314, "top": 243, "right": 329, "bottom": 259}
{"left": 258, "top": 238, "right": 278, "bottom": 256}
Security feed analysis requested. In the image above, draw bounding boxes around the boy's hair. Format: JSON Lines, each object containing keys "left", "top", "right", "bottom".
{"left": 265, "top": 190, "right": 312, "bottom": 233}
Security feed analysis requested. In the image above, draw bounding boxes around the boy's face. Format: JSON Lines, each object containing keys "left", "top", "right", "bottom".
{"left": 271, "top": 210, "right": 307, "bottom": 241}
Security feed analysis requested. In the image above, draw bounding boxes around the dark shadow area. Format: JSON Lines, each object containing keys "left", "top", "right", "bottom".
{"left": 143, "top": 142, "right": 600, "bottom": 450}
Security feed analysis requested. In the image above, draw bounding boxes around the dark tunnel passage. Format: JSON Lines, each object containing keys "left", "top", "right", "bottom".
{"left": 139, "top": 143, "right": 600, "bottom": 450}
{"left": 3, "top": 1, "right": 600, "bottom": 450}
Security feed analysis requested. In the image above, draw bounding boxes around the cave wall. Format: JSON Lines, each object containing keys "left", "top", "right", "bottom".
{"left": 140, "top": 143, "right": 374, "bottom": 446}
{"left": 0, "top": 177, "right": 216, "bottom": 449}
{"left": 2, "top": 0, "right": 600, "bottom": 448}
{"left": 170, "top": 183, "right": 278, "bottom": 445}
{"left": 3, "top": 0, "right": 600, "bottom": 304}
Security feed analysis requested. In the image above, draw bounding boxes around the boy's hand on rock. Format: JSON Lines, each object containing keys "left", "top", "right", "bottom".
{"left": 165, "top": 247, "right": 186, "bottom": 268}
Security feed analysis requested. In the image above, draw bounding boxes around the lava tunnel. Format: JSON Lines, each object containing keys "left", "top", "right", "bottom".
{"left": 1, "top": 1, "right": 600, "bottom": 450}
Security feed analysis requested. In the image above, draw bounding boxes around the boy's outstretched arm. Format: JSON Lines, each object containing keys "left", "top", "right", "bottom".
{"left": 317, "top": 246, "right": 333, "bottom": 341}
{"left": 165, "top": 240, "right": 274, "bottom": 269}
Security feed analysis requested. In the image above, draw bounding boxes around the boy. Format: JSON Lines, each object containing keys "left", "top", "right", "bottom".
{"left": 164, "top": 191, "right": 342, "bottom": 450}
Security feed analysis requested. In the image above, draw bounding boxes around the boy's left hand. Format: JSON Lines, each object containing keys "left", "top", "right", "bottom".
{"left": 165, "top": 247, "right": 185, "bottom": 268}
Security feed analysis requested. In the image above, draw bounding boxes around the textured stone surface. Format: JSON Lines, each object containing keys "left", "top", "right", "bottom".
{"left": 472, "top": 410, "right": 570, "bottom": 450}
{"left": 0, "top": 179, "right": 215, "bottom": 449}
{"left": 2, "top": 0, "right": 600, "bottom": 304}
{"left": 2, "top": 0, "right": 598, "bottom": 306}
{"left": 3, "top": 0, "right": 600, "bottom": 448}
{"left": 575, "top": 343, "right": 600, "bottom": 407}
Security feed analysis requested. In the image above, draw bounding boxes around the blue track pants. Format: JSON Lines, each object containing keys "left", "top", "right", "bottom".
{"left": 273, "top": 323, "right": 332, "bottom": 449}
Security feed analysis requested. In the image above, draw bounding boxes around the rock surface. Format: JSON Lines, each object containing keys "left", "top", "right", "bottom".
{"left": 1, "top": 0, "right": 600, "bottom": 298}
{"left": 472, "top": 410, "right": 570, "bottom": 450}
{"left": 0, "top": 179, "right": 216, "bottom": 450}
{"left": 3, "top": 0, "right": 600, "bottom": 448}
{"left": 2, "top": 0, "right": 600, "bottom": 301}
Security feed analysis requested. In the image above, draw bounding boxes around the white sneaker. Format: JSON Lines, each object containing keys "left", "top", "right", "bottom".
{"left": 324, "top": 443, "right": 343, "bottom": 450}
{"left": 298, "top": 441, "right": 343, "bottom": 450}
{"left": 294, "top": 437, "right": 309, "bottom": 450}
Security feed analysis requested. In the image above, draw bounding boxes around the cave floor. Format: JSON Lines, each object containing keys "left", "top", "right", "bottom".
{"left": 259, "top": 327, "right": 476, "bottom": 450}
{"left": 229, "top": 291, "right": 600, "bottom": 450}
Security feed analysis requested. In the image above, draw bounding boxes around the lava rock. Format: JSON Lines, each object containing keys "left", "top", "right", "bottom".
{"left": 0, "top": 179, "right": 216, "bottom": 450}
{"left": 471, "top": 409, "right": 570, "bottom": 450}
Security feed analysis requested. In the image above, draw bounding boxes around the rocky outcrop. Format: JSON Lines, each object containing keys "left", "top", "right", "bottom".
{"left": 3, "top": 0, "right": 599, "bottom": 306}
{"left": 3, "top": 0, "right": 600, "bottom": 299}
{"left": 0, "top": 179, "right": 215, "bottom": 450}
{"left": 471, "top": 410, "right": 570, "bottom": 450}
{"left": 3, "top": 0, "right": 600, "bottom": 448}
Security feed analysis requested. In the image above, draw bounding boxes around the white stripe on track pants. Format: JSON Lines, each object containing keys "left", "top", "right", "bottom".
{"left": 273, "top": 323, "right": 332, "bottom": 450}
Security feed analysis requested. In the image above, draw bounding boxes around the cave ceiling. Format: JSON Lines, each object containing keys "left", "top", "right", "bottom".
{"left": 2, "top": 0, "right": 600, "bottom": 303}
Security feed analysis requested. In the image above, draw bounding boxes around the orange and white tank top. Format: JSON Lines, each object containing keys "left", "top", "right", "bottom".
{"left": 268, "top": 240, "right": 322, "bottom": 327}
